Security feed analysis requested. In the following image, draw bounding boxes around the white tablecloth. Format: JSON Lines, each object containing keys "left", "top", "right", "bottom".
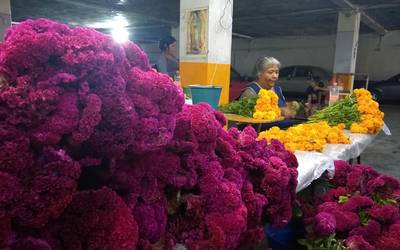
{"left": 295, "top": 151, "right": 335, "bottom": 192}
{"left": 322, "top": 130, "right": 377, "bottom": 161}
{"left": 295, "top": 131, "right": 377, "bottom": 192}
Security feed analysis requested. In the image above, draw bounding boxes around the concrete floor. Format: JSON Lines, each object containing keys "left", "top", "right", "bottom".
{"left": 361, "top": 105, "right": 400, "bottom": 178}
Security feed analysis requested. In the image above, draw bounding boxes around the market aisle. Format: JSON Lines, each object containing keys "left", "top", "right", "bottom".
{"left": 362, "top": 105, "right": 400, "bottom": 178}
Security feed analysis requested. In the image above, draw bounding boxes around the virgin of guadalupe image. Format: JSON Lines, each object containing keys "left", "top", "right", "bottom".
{"left": 187, "top": 9, "right": 207, "bottom": 55}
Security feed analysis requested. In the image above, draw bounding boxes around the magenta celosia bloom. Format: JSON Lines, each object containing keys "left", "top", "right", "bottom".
{"left": 133, "top": 198, "right": 168, "bottom": 243}
{"left": 238, "top": 182, "right": 267, "bottom": 246}
{"left": 303, "top": 163, "right": 400, "bottom": 249}
{"left": 332, "top": 160, "right": 352, "bottom": 186}
{"left": 336, "top": 211, "right": 360, "bottom": 232}
{"left": 0, "top": 218, "right": 12, "bottom": 248}
{"left": 44, "top": 187, "right": 139, "bottom": 250}
{"left": 0, "top": 18, "right": 184, "bottom": 159}
{"left": 223, "top": 125, "right": 298, "bottom": 228}
{"left": 345, "top": 165, "right": 380, "bottom": 194}
{"left": 1, "top": 19, "right": 303, "bottom": 249}
{"left": 319, "top": 186, "right": 349, "bottom": 203}
{"left": 376, "top": 223, "right": 400, "bottom": 250}
{"left": 0, "top": 146, "right": 80, "bottom": 229}
{"left": 0, "top": 172, "right": 21, "bottom": 213}
{"left": 342, "top": 195, "right": 374, "bottom": 212}
{"left": 314, "top": 212, "right": 336, "bottom": 235}
{"left": 368, "top": 204, "right": 399, "bottom": 224}
{"left": 122, "top": 42, "right": 150, "bottom": 71}
{"left": 318, "top": 202, "right": 360, "bottom": 232}
{"left": 367, "top": 175, "right": 400, "bottom": 195}
{"left": 349, "top": 220, "right": 381, "bottom": 245}
{"left": 346, "top": 235, "right": 375, "bottom": 250}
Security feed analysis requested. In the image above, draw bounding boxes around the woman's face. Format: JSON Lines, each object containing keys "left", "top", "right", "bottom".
{"left": 259, "top": 65, "right": 279, "bottom": 89}
{"left": 166, "top": 41, "right": 177, "bottom": 57}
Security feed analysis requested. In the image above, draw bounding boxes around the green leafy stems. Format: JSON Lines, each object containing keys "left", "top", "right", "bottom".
{"left": 308, "top": 94, "right": 360, "bottom": 128}
{"left": 219, "top": 95, "right": 258, "bottom": 117}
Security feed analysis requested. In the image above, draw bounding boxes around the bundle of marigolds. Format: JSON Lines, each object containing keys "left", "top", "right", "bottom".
{"left": 253, "top": 89, "right": 281, "bottom": 120}
{"left": 350, "top": 88, "right": 384, "bottom": 134}
{"left": 0, "top": 19, "right": 299, "bottom": 250}
{"left": 308, "top": 88, "right": 384, "bottom": 134}
{"left": 220, "top": 89, "right": 281, "bottom": 121}
{"left": 297, "top": 161, "right": 400, "bottom": 250}
{"left": 258, "top": 122, "right": 350, "bottom": 152}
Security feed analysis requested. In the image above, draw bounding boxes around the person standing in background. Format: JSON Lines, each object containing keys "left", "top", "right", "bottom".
{"left": 304, "top": 79, "right": 320, "bottom": 117}
{"left": 156, "top": 35, "right": 179, "bottom": 78}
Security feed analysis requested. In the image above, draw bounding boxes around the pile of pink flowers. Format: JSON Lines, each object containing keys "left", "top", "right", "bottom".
{"left": 299, "top": 161, "right": 400, "bottom": 250}
{"left": 0, "top": 19, "right": 298, "bottom": 249}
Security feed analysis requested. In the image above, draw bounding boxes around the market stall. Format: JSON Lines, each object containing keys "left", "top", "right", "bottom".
{"left": 0, "top": 18, "right": 398, "bottom": 250}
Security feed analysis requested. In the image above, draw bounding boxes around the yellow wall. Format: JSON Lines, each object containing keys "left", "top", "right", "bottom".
{"left": 180, "top": 62, "right": 231, "bottom": 104}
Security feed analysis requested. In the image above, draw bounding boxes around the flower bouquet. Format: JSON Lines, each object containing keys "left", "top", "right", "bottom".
{"left": 308, "top": 89, "right": 384, "bottom": 134}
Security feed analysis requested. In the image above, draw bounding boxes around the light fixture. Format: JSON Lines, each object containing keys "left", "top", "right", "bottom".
{"left": 112, "top": 27, "right": 129, "bottom": 43}
{"left": 87, "top": 13, "right": 130, "bottom": 43}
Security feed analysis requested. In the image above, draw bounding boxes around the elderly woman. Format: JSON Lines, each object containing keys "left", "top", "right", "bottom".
{"left": 239, "top": 57, "right": 296, "bottom": 119}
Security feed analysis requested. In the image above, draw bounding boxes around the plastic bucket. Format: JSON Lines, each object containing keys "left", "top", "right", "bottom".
{"left": 189, "top": 85, "right": 222, "bottom": 109}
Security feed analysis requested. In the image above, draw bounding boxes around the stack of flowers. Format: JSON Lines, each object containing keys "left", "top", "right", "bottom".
{"left": 0, "top": 19, "right": 298, "bottom": 249}
{"left": 258, "top": 122, "right": 350, "bottom": 152}
{"left": 350, "top": 89, "right": 384, "bottom": 134}
{"left": 219, "top": 89, "right": 281, "bottom": 120}
{"left": 308, "top": 88, "right": 384, "bottom": 134}
{"left": 298, "top": 161, "right": 400, "bottom": 250}
{"left": 253, "top": 89, "right": 281, "bottom": 121}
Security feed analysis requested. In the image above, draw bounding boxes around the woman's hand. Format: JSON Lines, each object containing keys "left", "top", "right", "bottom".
{"left": 281, "top": 101, "right": 300, "bottom": 118}
{"left": 281, "top": 107, "right": 296, "bottom": 118}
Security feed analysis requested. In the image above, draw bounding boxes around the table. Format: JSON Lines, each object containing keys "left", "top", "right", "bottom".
{"left": 322, "top": 131, "right": 377, "bottom": 161}
{"left": 224, "top": 113, "right": 284, "bottom": 133}
{"left": 295, "top": 131, "right": 378, "bottom": 192}
{"left": 295, "top": 151, "right": 335, "bottom": 192}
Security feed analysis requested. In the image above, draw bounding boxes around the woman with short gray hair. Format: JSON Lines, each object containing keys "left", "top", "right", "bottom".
{"left": 239, "top": 56, "right": 286, "bottom": 107}
{"left": 238, "top": 57, "right": 297, "bottom": 126}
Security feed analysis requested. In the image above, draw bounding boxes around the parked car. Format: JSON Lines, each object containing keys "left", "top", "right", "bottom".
{"left": 365, "top": 74, "right": 400, "bottom": 102}
{"left": 277, "top": 65, "right": 331, "bottom": 97}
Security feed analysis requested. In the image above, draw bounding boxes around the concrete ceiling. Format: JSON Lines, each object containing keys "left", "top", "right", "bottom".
{"left": 10, "top": 0, "right": 400, "bottom": 42}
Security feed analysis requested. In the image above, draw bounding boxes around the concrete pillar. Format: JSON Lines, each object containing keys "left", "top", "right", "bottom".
{"left": 333, "top": 11, "right": 361, "bottom": 92}
{"left": 179, "top": 0, "right": 233, "bottom": 104}
{"left": 0, "top": 0, "right": 11, "bottom": 41}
